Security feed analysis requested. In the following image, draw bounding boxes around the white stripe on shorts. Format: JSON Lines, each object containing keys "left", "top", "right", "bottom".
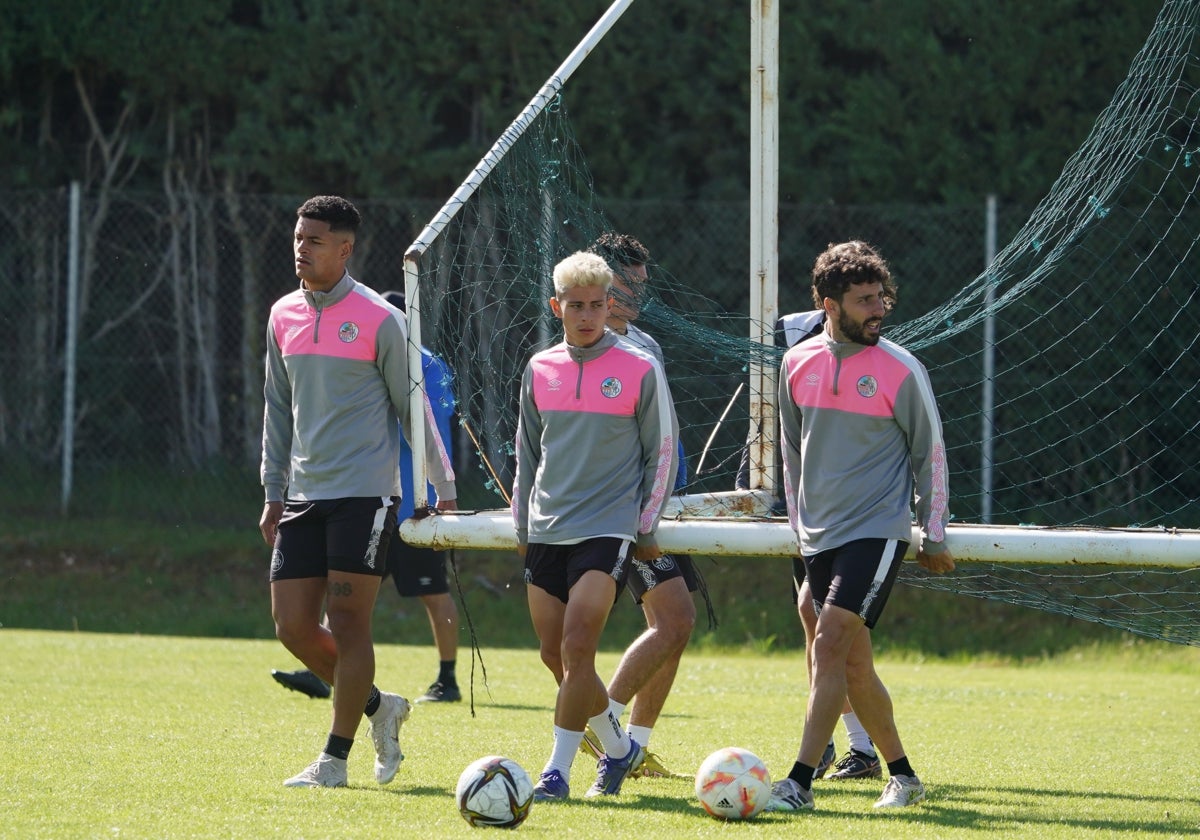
{"left": 859, "top": 538, "right": 898, "bottom": 622}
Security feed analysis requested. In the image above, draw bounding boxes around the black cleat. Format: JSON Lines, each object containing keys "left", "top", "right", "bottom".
{"left": 271, "top": 669, "right": 331, "bottom": 699}
{"left": 827, "top": 749, "right": 882, "bottom": 780}
{"left": 813, "top": 740, "right": 837, "bottom": 780}
{"left": 415, "top": 681, "right": 461, "bottom": 703}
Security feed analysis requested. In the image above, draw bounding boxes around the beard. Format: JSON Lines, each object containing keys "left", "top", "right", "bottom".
{"left": 838, "top": 309, "right": 883, "bottom": 346}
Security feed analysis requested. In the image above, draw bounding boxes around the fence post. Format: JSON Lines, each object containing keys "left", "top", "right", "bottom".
{"left": 61, "top": 182, "right": 81, "bottom": 516}
{"left": 981, "top": 194, "right": 997, "bottom": 523}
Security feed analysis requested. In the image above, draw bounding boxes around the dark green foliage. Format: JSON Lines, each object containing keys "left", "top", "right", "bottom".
{"left": 0, "top": 0, "right": 1166, "bottom": 203}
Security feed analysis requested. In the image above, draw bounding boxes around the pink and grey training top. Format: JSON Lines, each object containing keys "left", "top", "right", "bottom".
{"left": 513, "top": 330, "right": 678, "bottom": 548}
{"left": 261, "top": 273, "right": 455, "bottom": 505}
{"left": 778, "top": 332, "right": 949, "bottom": 558}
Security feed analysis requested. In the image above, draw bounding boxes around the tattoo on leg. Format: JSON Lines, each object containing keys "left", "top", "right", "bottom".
{"left": 330, "top": 581, "right": 352, "bottom": 597}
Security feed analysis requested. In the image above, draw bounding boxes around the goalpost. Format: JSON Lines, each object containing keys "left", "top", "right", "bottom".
{"left": 400, "top": 0, "right": 1200, "bottom": 570}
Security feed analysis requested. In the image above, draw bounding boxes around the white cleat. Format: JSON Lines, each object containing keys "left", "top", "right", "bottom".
{"left": 764, "top": 777, "right": 815, "bottom": 812}
{"left": 369, "top": 692, "right": 412, "bottom": 784}
{"left": 283, "top": 754, "right": 347, "bottom": 788}
{"left": 873, "top": 774, "right": 926, "bottom": 808}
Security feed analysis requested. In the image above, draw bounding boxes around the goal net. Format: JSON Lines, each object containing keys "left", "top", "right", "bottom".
{"left": 402, "top": 1, "right": 1200, "bottom": 645}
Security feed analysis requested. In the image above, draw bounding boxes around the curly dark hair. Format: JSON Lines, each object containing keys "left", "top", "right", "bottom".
{"left": 296, "top": 195, "right": 362, "bottom": 234}
{"left": 810, "top": 240, "right": 897, "bottom": 311}
{"left": 589, "top": 231, "right": 651, "bottom": 268}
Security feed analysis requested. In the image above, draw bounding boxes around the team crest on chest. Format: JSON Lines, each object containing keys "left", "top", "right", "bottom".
{"left": 600, "top": 377, "right": 623, "bottom": 398}
{"left": 857, "top": 375, "right": 878, "bottom": 398}
{"left": 338, "top": 322, "right": 360, "bottom": 343}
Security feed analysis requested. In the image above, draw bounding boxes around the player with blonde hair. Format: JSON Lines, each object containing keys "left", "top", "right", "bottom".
{"left": 514, "top": 250, "right": 679, "bottom": 801}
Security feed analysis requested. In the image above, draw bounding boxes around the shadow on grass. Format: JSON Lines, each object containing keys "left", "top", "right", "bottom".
{"left": 781, "top": 782, "right": 1200, "bottom": 835}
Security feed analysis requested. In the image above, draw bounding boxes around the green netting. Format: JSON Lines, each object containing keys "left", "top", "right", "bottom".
{"left": 900, "top": 563, "right": 1200, "bottom": 646}
{"left": 409, "top": 0, "right": 1200, "bottom": 646}
{"left": 892, "top": 0, "right": 1200, "bottom": 527}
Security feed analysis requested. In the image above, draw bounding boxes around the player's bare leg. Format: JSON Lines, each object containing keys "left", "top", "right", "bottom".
{"left": 421, "top": 592, "right": 459, "bottom": 663}
{"left": 272, "top": 577, "right": 338, "bottom": 685}
{"left": 609, "top": 576, "right": 694, "bottom": 746}
{"left": 527, "top": 584, "right": 566, "bottom": 685}
{"left": 557, "top": 571, "right": 617, "bottom": 729}
{"left": 323, "top": 570, "right": 383, "bottom": 738}
{"left": 415, "top": 592, "right": 461, "bottom": 701}
{"left": 843, "top": 626, "right": 903, "bottom": 763}
{"left": 797, "top": 603, "right": 862, "bottom": 772}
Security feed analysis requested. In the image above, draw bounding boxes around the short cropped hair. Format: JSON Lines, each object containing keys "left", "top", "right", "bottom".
{"left": 381, "top": 290, "right": 406, "bottom": 312}
{"left": 553, "top": 251, "right": 613, "bottom": 296}
{"left": 589, "top": 231, "right": 651, "bottom": 268}
{"left": 296, "top": 195, "right": 362, "bottom": 234}
{"left": 810, "top": 240, "right": 898, "bottom": 310}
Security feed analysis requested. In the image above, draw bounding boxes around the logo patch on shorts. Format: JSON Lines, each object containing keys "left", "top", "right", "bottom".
{"left": 856, "top": 375, "right": 878, "bottom": 398}
{"left": 270, "top": 549, "right": 285, "bottom": 574}
{"left": 600, "top": 377, "right": 622, "bottom": 398}
{"left": 338, "top": 322, "right": 360, "bottom": 343}
{"left": 653, "top": 555, "right": 677, "bottom": 573}
{"left": 633, "top": 559, "right": 657, "bottom": 590}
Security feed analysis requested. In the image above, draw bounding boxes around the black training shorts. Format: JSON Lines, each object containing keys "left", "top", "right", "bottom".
{"left": 626, "top": 553, "right": 698, "bottom": 605}
{"left": 801, "top": 538, "right": 907, "bottom": 629}
{"left": 386, "top": 535, "right": 449, "bottom": 597}
{"left": 269, "top": 496, "right": 396, "bottom": 581}
{"left": 523, "top": 537, "right": 631, "bottom": 604}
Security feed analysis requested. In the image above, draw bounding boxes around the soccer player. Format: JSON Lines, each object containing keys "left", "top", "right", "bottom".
{"left": 750, "top": 307, "right": 886, "bottom": 782}
{"left": 769, "top": 240, "right": 954, "bottom": 811}
{"left": 581, "top": 231, "right": 704, "bottom": 780}
{"left": 270, "top": 291, "right": 462, "bottom": 705}
{"left": 260, "top": 196, "right": 457, "bottom": 788}
{"left": 514, "top": 251, "right": 678, "bottom": 801}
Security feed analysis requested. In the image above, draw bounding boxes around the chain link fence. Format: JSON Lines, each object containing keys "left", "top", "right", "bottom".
{"left": 0, "top": 188, "right": 1005, "bottom": 527}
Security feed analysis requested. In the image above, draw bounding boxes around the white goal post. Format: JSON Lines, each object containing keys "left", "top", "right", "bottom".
{"left": 402, "top": 513, "right": 1200, "bottom": 567}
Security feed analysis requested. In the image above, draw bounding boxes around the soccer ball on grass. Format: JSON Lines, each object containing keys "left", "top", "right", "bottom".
{"left": 694, "top": 746, "right": 772, "bottom": 820}
{"left": 456, "top": 755, "right": 534, "bottom": 828}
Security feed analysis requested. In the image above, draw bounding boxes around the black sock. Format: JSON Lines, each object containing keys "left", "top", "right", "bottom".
{"left": 438, "top": 659, "right": 457, "bottom": 686}
{"left": 324, "top": 734, "right": 354, "bottom": 761}
{"left": 363, "top": 685, "right": 382, "bottom": 717}
{"left": 788, "top": 761, "right": 816, "bottom": 790}
{"left": 887, "top": 756, "right": 915, "bottom": 779}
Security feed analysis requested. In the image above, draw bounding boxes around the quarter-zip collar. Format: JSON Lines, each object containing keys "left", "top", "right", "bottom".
{"left": 566, "top": 330, "right": 620, "bottom": 398}
{"left": 817, "top": 331, "right": 870, "bottom": 396}
{"left": 300, "top": 272, "right": 355, "bottom": 343}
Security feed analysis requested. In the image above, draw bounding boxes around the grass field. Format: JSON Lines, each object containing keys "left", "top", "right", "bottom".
{"left": 4, "top": 630, "right": 1197, "bottom": 839}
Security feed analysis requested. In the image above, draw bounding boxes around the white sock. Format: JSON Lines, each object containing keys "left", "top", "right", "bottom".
{"left": 609, "top": 699, "right": 628, "bottom": 720}
{"left": 627, "top": 724, "right": 653, "bottom": 748}
{"left": 543, "top": 726, "right": 584, "bottom": 781}
{"left": 842, "top": 712, "right": 874, "bottom": 755}
{"left": 588, "top": 708, "right": 632, "bottom": 758}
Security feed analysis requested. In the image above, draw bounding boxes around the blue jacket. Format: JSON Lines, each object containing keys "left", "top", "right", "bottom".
{"left": 398, "top": 350, "right": 455, "bottom": 519}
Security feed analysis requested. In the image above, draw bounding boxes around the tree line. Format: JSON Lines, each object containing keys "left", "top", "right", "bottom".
{"left": 0, "top": 0, "right": 1164, "bottom": 205}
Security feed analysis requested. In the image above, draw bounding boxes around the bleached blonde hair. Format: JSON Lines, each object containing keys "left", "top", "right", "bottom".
{"left": 553, "top": 251, "right": 613, "bottom": 296}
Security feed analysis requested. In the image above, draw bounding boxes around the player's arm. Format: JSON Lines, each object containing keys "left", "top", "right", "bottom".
{"left": 512, "top": 364, "right": 541, "bottom": 555}
{"left": 776, "top": 353, "right": 804, "bottom": 535}
{"left": 633, "top": 362, "right": 678, "bottom": 561}
{"left": 260, "top": 317, "right": 292, "bottom": 543}
{"left": 895, "top": 366, "right": 954, "bottom": 573}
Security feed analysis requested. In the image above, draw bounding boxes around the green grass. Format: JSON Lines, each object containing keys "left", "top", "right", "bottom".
{"left": 4, "top": 630, "right": 1198, "bottom": 839}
